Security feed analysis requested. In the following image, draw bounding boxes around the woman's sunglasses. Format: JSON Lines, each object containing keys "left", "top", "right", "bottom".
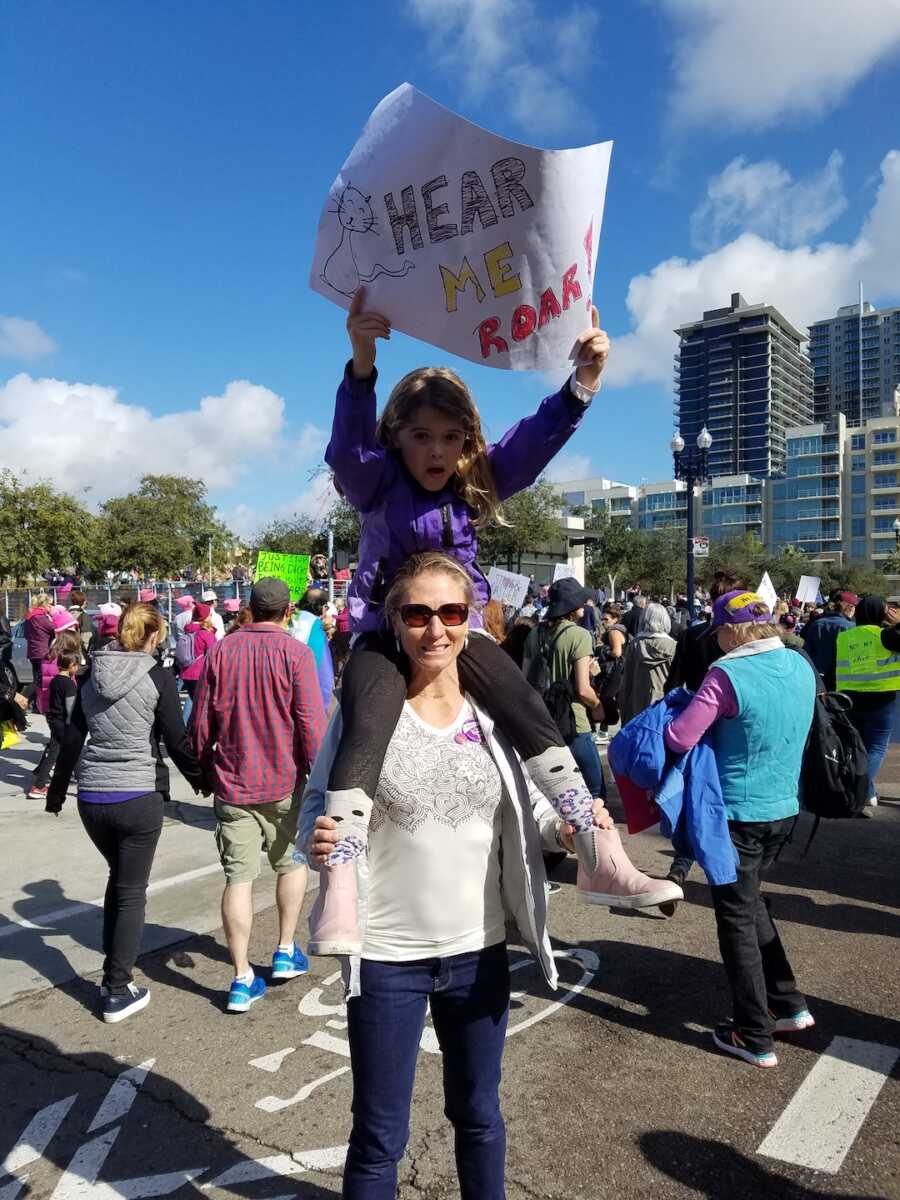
{"left": 399, "top": 603, "right": 469, "bottom": 628}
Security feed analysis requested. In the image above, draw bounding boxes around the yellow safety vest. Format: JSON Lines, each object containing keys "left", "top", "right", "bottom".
{"left": 836, "top": 625, "right": 900, "bottom": 693}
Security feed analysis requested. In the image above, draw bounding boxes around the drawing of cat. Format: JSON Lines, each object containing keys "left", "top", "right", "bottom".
{"left": 321, "top": 183, "right": 415, "bottom": 297}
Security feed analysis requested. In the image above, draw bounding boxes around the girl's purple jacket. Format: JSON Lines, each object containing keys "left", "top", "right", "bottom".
{"left": 326, "top": 363, "right": 591, "bottom": 634}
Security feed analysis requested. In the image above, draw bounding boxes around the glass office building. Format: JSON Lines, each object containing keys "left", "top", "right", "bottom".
{"left": 808, "top": 301, "right": 900, "bottom": 425}
{"left": 636, "top": 482, "right": 688, "bottom": 531}
{"left": 674, "top": 293, "right": 813, "bottom": 478}
{"left": 700, "top": 475, "right": 765, "bottom": 542}
{"left": 769, "top": 422, "right": 844, "bottom": 562}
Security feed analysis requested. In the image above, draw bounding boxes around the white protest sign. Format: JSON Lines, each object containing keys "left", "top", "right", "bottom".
{"left": 553, "top": 563, "right": 576, "bottom": 583}
{"left": 487, "top": 567, "right": 530, "bottom": 609}
{"left": 795, "top": 575, "right": 821, "bottom": 605}
{"left": 757, "top": 572, "right": 778, "bottom": 612}
{"left": 309, "top": 83, "right": 612, "bottom": 371}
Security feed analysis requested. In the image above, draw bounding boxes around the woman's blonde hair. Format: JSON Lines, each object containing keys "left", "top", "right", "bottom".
{"left": 384, "top": 551, "right": 476, "bottom": 625}
{"left": 119, "top": 603, "right": 167, "bottom": 652}
{"left": 375, "top": 367, "right": 506, "bottom": 527}
{"left": 720, "top": 620, "right": 780, "bottom": 646}
{"left": 34, "top": 592, "right": 52, "bottom": 608}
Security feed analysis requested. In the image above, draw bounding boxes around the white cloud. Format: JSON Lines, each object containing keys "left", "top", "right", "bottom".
{"left": 0, "top": 316, "right": 58, "bottom": 361}
{"left": 608, "top": 149, "right": 900, "bottom": 388}
{"left": 0, "top": 373, "right": 326, "bottom": 501}
{"left": 663, "top": 0, "right": 900, "bottom": 130}
{"left": 223, "top": 472, "right": 336, "bottom": 543}
{"left": 407, "top": 0, "right": 598, "bottom": 136}
{"left": 545, "top": 453, "right": 591, "bottom": 483}
{"left": 691, "top": 152, "right": 847, "bottom": 250}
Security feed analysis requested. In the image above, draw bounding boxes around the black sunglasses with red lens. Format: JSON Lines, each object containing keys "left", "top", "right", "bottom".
{"left": 399, "top": 603, "right": 469, "bottom": 628}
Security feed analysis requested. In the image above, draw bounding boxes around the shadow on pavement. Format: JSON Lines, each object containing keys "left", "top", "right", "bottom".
{"left": 139, "top": 934, "right": 234, "bottom": 1011}
{"left": 0, "top": 879, "right": 216, "bottom": 1011}
{"left": 0, "top": 731, "right": 44, "bottom": 791}
{"left": 639, "top": 1130, "right": 871, "bottom": 1199}
{"left": 0, "top": 1029, "right": 340, "bottom": 1197}
{"left": 679, "top": 879, "right": 900, "bottom": 940}
{"left": 551, "top": 936, "right": 900, "bottom": 1065}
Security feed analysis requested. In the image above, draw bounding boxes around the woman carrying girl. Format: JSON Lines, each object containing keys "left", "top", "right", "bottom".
{"left": 301, "top": 552, "right": 612, "bottom": 1198}
{"left": 309, "top": 288, "right": 661, "bottom": 956}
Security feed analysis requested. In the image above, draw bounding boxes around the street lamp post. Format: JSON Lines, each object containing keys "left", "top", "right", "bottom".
{"left": 893, "top": 518, "right": 900, "bottom": 551}
{"left": 671, "top": 426, "right": 713, "bottom": 621}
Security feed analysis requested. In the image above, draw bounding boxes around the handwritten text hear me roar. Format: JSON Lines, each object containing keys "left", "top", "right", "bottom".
{"left": 381, "top": 158, "right": 594, "bottom": 360}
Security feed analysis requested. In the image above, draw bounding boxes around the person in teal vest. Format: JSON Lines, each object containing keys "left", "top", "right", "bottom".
{"left": 837, "top": 594, "right": 900, "bottom": 812}
{"left": 664, "top": 589, "right": 816, "bottom": 1069}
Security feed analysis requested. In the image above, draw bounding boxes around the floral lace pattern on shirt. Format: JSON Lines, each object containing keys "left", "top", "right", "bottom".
{"left": 371, "top": 705, "right": 502, "bottom": 838}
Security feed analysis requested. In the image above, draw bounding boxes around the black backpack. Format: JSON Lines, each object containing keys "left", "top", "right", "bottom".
{"left": 799, "top": 685, "right": 869, "bottom": 850}
{"left": 526, "top": 625, "right": 578, "bottom": 741}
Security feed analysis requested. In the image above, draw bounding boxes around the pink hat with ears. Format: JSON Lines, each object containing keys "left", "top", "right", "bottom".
{"left": 51, "top": 608, "right": 79, "bottom": 633}
{"left": 223, "top": 599, "right": 240, "bottom": 613}
{"left": 175, "top": 594, "right": 195, "bottom": 610}
{"left": 99, "top": 613, "right": 120, "bottom": 637}
{"left": 139, "top": 589, "right": 157, "bottom": 603}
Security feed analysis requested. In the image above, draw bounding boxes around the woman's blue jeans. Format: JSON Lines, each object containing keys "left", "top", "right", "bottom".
{"left": 343, "top": 942, "right": 510, "bottom": 1200}
{"left": 850, "top": 696, "right": 896, "bottom": 800}
{"left": 568, "top": 731, "right": 607, "bottom": 799}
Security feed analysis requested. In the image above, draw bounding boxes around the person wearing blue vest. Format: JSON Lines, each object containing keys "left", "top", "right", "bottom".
{"left": 836, "top": 594, "right": 900, "bottom": 812}
{"left": 664, "top": 589, "right": 816, "bottom": 1069}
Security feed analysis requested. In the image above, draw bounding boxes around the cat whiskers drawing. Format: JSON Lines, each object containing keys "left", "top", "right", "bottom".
{"left": 321, "top": 182, "right": 415, "bottom": 297}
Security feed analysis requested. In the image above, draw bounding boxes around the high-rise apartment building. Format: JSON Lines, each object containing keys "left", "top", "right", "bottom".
{"left": 808, "top": 301, "right": 900, "bottom": 424}
{"left": 674, "top": 293, "right": 813, "bottom": 479}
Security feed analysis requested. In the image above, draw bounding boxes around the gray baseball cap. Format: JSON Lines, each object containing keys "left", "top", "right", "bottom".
{"left": 250, "top": 577, "right": 291, "bottom": 612}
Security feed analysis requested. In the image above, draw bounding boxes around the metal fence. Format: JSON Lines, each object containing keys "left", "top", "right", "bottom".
{"left": 2, "top": 582, "right": 247, "bottom": 624}
{"left": 2, "top": 578, "right": 349, "bottom": 623}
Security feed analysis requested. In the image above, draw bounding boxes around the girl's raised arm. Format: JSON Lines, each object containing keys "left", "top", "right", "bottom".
{"left": 324, "top": 288, "right": 392, "bottom": 511}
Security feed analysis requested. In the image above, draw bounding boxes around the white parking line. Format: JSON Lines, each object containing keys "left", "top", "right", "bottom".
{"left": 1, "top": 1095, "right": 77, "bottom": 1175}
{"left": 757, "top": 1036, "right": 899, "bottom": 1174}
{"left": 0, "top": 864, "right": 222, "bottom": 939}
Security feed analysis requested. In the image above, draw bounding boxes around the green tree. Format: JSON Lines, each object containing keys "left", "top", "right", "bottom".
{"left": 574, "top": 507, "right": 634, "bottom": 596}
{"left": 322, "top": 495, "right": 361, "bottom": 552}
{"left": 0, "top": 470, "right": 97, "bottom": 584}
{"left": 255, "top": 515, "right": 320, "bottom": 557}
{"left": 478, "top": 480, "right": 561, "bottom": 572}
{"left": 96, "top": 475, "right": 233, "bottom": 579}
{"left": 627, "top": 528, "right": 687, "bottom": 596}
{"left": 697, "top": 533, "right": 775, "bottom": 590}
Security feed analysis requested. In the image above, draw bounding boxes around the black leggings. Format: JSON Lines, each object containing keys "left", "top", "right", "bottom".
{"left": 329, "top": 632, "right": 564, "bottom": 796}
{"left": 78, "top": 792, "right": 164, "bottom": 994}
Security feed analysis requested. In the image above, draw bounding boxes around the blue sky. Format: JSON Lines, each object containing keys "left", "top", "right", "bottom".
{"left": 2, "top": 1, "right": 900, "bottom": 536}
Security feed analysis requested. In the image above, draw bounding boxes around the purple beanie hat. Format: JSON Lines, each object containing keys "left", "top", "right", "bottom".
{"left": 711, "top": 590, "right": 773, "bottom": 628}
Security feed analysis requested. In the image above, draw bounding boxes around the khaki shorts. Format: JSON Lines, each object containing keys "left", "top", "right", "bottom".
{"left": 214, "top": 793, "right": 303, "bottom": 885}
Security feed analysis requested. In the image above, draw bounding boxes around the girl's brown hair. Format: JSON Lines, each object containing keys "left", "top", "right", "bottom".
{"left": 226, "top": 606, "right": 254, "bottom": 635}
{"left": 119, "top": 603, "right": 167, "bottom": 652}
{"left": 384, "top": 551, "right": 476, "bottom": 625}
{"left": 375, "top": 367, "right": 507, "bottom": 527}
{"left": 482, "top": 599, "right": 506, "bottom": 643}
{"left": 49, "top": 630, "right": 81, "bottom": 662}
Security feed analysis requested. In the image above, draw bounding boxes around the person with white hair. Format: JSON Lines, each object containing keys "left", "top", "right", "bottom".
{"left": 618, "top": 602, "right": 677, "bottom": 726}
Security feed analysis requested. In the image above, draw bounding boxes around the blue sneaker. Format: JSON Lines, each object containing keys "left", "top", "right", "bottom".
{"left": 227, "top": 975, "right": 266, "bottom": 1013}
{"left": 271, "top": 945, "right": 309, "bottom": 980}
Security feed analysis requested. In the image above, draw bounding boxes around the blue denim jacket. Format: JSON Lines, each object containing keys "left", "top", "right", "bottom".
{"left": 609, "top": 689, "right": 738, "bottom": 886}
